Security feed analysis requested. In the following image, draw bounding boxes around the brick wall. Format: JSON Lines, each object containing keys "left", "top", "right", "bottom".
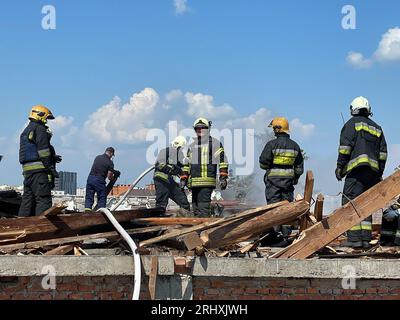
{"left": 193, "top": 277, "right": 400, "bottom": 300}
{"left": 0, "top": 276, "right": 142, "bottom": 300}
{"left": 1, "top": 275, "right": 400, "bottom": 300}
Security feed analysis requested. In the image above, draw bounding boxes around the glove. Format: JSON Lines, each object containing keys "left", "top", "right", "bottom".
{"left": 383, "top": 208, "right": 399, "bottom": 222}
{"left": 180, "top": 178, "right": 187, "bottom": 189}
{"left": 55, "top": 155, "right": 62, "bottom": 163}
{"left": 219, "top": 177, "right": 228, "bottom": 190}
{"left": 169, "top": 165, "right": 182, "bottom": 176}
{"left": 49, "top": 167, "right": 59, "bottom": 179}
{"left": 335, "top": 167, "right": 343, "bottom": 181}
{"left": 113, "top": 170, "right": 121, "bottom": 179}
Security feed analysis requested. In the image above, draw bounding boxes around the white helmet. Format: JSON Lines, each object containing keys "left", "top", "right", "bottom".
{"left": 171, "top": 136, "right": 187, "bottom": 149}
{"left": 350, "top": 96, "right": 372, "bottom": 116}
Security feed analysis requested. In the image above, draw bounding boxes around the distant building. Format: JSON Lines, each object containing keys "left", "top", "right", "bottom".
{"left": 54, "top": 171, "right": 77, "bottom": 195}
{"left": 110, "top": 185, "right": 130, "bottom": 196}
{"left": 76, "top": 188, "right": 86, "bottom": 197}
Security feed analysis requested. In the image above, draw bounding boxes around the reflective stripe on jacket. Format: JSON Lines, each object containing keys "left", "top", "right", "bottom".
{"left": 19, "top": 121, "right": 54, "bottom": 175}
{"left": 154, "top": 147, "right": 185, "bottom": 183}
{"left": 337, "top": 116, "right": 387, "bottom": 176}
{"left": 183, "top": 136, "right": 228, "bottom": 188}
{"left": 259, "top": 133, "right": 304, "bottom": 189}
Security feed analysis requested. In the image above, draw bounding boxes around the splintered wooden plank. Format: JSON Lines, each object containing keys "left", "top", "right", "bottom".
{"left": 44, "top": 244, "right": 75, "bottom": 256}
{"left": 40, "top": 202, "right": 68, "bottom": 217}
{"left": 200, "top": 200, "right": 310, "bottom": 249}
{"left": 149, "top": 256, "right": 158, "bottom": 300}
{"left": 132, "top": 217, "right": 218, "bottom": 226}
{"left": 303, "top": 171, "right": 314, "bottom": 204}
{"left": 181, "top": 232, "right": 203, "bottom": 251}
{"left": 0, "top": 208, "right": 163, "bottom": 244}
{"left": 300, "top": 171, "right": 314, "bottom": 232}
{"left": 139, "top": 201, "right": 288, "bottom": 247}
{"left": 313, "top": 193, "right": 324, "bottom": 222}
{"left": 271, "top": 170, "right": 400, "bottom": 259}
{"left": 0, "top": 225, "right": 174, "bottom": 254}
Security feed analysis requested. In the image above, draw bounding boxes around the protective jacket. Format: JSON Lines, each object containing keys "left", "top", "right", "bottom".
{"left": 19, "top": 120, "right": 55, "bottom": 175}
{"left": 182, "top": 136, "right": 228, "bottom": 188}
{"left": 154, "top": 147, "right": 185, "bottom": 182}
{"left": 337, "top": 115, "right": 387, "bottom": 176}
{"left": 259, "top": 133, "right": 304, "bottom": 189}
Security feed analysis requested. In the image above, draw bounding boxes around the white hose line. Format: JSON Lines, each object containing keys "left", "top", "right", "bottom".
{"left": 97, "top": 208, "right": 142, "bottom": 300}
{"left": 110, "top": 166, "right": 155, "bottom": 212}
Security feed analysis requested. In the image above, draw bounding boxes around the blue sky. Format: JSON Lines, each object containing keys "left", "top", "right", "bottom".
{"left": 1, "top": 0, "right": 400, "bottom": 196}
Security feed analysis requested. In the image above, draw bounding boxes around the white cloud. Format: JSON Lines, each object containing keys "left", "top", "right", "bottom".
{"left": 223, "top": 108, "right": 272, "bottom": 132}
{"left": 185, "top": 92, "right": 237, "bottom": 120}
{"left": 374, "top": 27, "right": 400, "bottom": 62}
{"left": 346, "top": 51, "right": 372, "bottom": 69}
{"left": 347, "top": 27, "right": 400, "bottom": 68}
{"left": 60, "top": 126, "right": 79, "bottom": 147}
{"left": 83, "top": 88, "right": 160, "bottom": 143}
{"left": 49, "top": 115, "right": 74, "bottom": 131}
{"left": 290, "top": 118, "right": 315, "bottom": 139}
{"left": 165, "top": 89, "right": 183, "bottom": 103}
{"left": 174, "top": 0, "right": 189, "bottom": 15}
{"left": 163, "top": 89, "right": 184, "bottom": 110}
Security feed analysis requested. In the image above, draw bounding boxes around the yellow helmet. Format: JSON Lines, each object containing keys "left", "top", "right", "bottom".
{"left": 29, "top": 105, "right": 55, "bottom": 124}
{"left": 193, "top": 117, "right": 211, "bottom": 129}
{"left": 269, "top": 117, "right": 289, "bottom": 133}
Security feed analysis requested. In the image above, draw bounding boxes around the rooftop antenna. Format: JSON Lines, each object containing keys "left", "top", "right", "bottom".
{"left": 340, "top": 112, "right": 345, "bottom": 125}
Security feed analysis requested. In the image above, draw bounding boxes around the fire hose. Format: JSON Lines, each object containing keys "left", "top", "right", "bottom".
{"left": 97, "top": 166, "right": 155, "bottom": 300}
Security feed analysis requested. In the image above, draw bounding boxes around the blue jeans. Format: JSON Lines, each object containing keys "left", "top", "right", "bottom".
{"left": 85, "top": 175, "right": 107, "bottom": 210}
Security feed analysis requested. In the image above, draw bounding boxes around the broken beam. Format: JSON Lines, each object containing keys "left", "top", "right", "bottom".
{"left": 271, "top": 170, "right": 400, "bottom": 259}
{"left": 313, "top": 193, "right": 324, "bottom": 222}
{"left": 200, "top": 200, "right": 310, "bottom": 249}
{"left": 139, "top": 201, "right": 288, "bottom": 247}
{"left": 0, "top": 225, "right": 174, "bottom": 254}
{"left": 40, "top": 202, "right": 68, "bottom": 217}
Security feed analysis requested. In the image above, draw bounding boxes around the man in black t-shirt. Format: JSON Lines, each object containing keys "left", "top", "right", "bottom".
{"left": 84, "top": 147, "right": 116, "bottom": 212}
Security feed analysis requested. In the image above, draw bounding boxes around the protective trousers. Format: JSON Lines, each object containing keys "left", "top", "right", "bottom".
{"left": 155, "top": 179, "right": 190, "bottom": 213}
{"left": 342, "top": 168, "right": 381, "bottom": 246}
{"left": 18, "top": 172, "right": 53, "bottom": 217}
{"left": 192, "top": 187, "right": 213, "bottom": 217}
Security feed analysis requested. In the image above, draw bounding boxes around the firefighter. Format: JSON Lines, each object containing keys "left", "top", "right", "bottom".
{"left": 259, "top": 117, "right": 304, "bottom": 246}
{"left": 154, "top": 136, "right": 190, "bottom": 214}
{"left": 18, "top": 105, "right": 61, "bottom": 217}
{"left": 380, "top": 201, "right": 400, "bottom": 246}
{"left": 336, "top": 96, "right": 387, "bottom": 248}
{"left": 180, "top": 118, "right": 229, "bottom": 217}
{"left": 84, "top": 147, "right": 118, "bottom": 212}
{"left": 259, "top": 117, "right": 304, "bottom": 204}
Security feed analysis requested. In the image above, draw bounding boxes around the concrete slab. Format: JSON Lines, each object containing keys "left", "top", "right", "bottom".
{"left": 1, "top": 255, "right": 400, "bottom": 280}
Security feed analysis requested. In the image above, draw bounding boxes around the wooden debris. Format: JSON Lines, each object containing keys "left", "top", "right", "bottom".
{"left": 300, "top": 171, "right": 314, "bottom": 232}
{"left": 40, "top": 202, "right": 68, "bottom": 217}
{"left": 200, "top": 200, "right": 310, "bottom": 249}
{"left": 181, "top": 232, "right": 203, "bottom": 251}
{"left": 0, "top": 207, "right": 163, "bottom": 244}
{"left": 0, "top": 225, "right": 174, "bottom": 254}
{"left": 271, "top": 170, "right": 400, "bottom": 259}
{"left": 313, "top": 193, "right": 324, "bottom": 222}
{"left": 44, "top": 244, "right": 75, "bottom": 256}
{"left": 303, "top": 171, "right": 314, "bottom": 204}
{"left": 132, "top": 217, "right": 218, "bottom": 226}
{"left": 139, "top": 201, "right": 288, "bottom": 247}
{"left": 149, "top": 256, "right": 158, "bottom": 300}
